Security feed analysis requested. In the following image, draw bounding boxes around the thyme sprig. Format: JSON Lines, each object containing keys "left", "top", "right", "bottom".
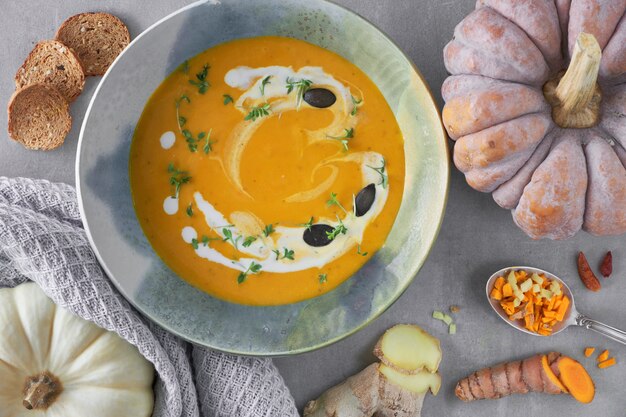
{"left": 175, "top": 94, "right": 191, "bottom": 132}
{"left": 350, "top": 95, "right": 362, "bottom": 116}
{"left": 286, "top": 77, "right": 312, "bottom": 109}
{"left": 326, "top": 217, "right": 348, "bottom": 241}
{"left": 367, "top": 158, "right": 388, "bottom": 189}
{"left": 222, "top": 228, "right": 242, "bottom": 249}
{"left": 182, "top": 129, "right": 213, "bottom": 153}
{"left": 167, "top": 163, "right": 191, "bottom": 198}
{"left": 299, "top": 216, "right": 314, "bottom": 231}
{"left": 326, "top": 128, "right": 354, "bottom": 151}
{"left": 245, "top": 103, "right": 271, "bottom": 121}
{"left": 190, "top": 235, "right": 221, "bottom": 249}
{"left": 189, "top": 64, "right": 210, "bottom": 94}
{"left": 260, "top": 75, "right": 272, "bottom": 96}
{"left": 326, "top": 192, "right": 349, "bottom": 216}
{"left": 242, "top": 236, "right": 257, "bottom": 248}
{"left": 272, "top": 247, "right": 295, "bottom": 261}
{"left": 262, "top": 224, "right": 275, "bottom": 237}
{"left": 237, "top": 261, "right": 262, "bottom": 284}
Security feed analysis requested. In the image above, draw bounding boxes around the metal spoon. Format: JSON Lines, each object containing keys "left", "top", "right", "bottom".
{"left": 486, "top": 265, "right": 626, "bottom": 345}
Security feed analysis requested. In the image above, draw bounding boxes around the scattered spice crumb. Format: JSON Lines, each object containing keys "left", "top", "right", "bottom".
{"left": 598, "top": 357, "right": 616, "bottom": 369}
{"left": 597, "top": 349, "right": 609, "bottom": 363}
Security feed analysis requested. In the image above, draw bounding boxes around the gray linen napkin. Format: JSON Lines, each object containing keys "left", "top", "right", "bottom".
{"left": 0, "top": 177, "right": 299, "bottom": 417}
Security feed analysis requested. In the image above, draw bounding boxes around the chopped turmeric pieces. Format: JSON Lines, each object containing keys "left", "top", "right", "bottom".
{"left": 598, "top": 357, "right": 616, "bottom": 369}
{"left": 597, "top": 349, "right": 610, "bottom": 363}
{"left": 489, "top": 269, "right": 570, "bottom": 336}
{"left": 584, "top": 347, "right": 595, "bottom": 357}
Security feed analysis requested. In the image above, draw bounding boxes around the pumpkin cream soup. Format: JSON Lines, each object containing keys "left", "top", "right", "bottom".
{"left": 130, "top": 36, "right": 405, "bottom": 305}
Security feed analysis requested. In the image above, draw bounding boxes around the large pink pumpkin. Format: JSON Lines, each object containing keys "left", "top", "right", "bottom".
{"left": 442, "top": 0, "right": 626, "bottom": 239}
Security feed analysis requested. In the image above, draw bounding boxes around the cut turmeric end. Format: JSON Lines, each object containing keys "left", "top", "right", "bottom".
{"left": 584, "top": 347, "right": 595, "bottom": 358}
{"left": 557, "top": 357, "right": 595, "bottom": 403}
{"left": 598, "top": 357, "right": 616, "bottom": 369}
{"left": 597, "top": 349, "right": 609, "bottom": 362}
{"left": 541, "top": 355, "right": 568, "bottom": 393}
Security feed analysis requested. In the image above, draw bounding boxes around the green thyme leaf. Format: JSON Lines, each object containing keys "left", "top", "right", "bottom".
{"left": 167, "top": 163, "right": 191, "bottom": 197}
{"left": 357, "top": 245, "right": 368, "bottom": 256}
{"left": 223, "top": 94, "right": 233, "bottom": 105}
{"left": 367, "top": 158, "right": 388, "bottom": 189}
{"left": 326, "top": 217, "right": 348, "bottom": 241}
{"left": 299, "top": 216, "right": 314, "bottom": 231}
{"left": 326, "top": 128, "right": 354, "bottom": 151}
{"left": 238, "top": 261, "right": 263, "bottom": 284}
{"left": 285, "top": 77, "right": 312, "bottom": 109}
{"left": 242, "top": 236, "right": 257, "bottom": 247}
{"left": 244, "top": 103, "right": 271, "bottom": 121}
{"left": 326, "top": 192, "right": 349, "bottom": 215}
{"left": 260, "top": 75, "right": 272, "bottom": 96}
{"left": 186, "top": 203, "right": 193, "bottom": 217}
{"left": 318, "top": 273, "right": 327, "bottom": 284}
{"left": 262, "top": 224, "right": 275, "bottom": 237}
{"left": 189, "top": 64, "right": 210, "bottom": 94}
{"left": 350, "top": 95, "right": 362, "bottom": 116}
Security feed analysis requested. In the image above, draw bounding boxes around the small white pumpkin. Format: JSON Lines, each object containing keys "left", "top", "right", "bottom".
{"left": 0, "top": 283, "right": 154, "bottom": 417}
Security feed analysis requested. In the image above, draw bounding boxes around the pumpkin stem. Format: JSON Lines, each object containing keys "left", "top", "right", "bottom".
{"left": 22, "top": 371, "right": 63, "bottom": 410}
{"left": 543, "top": 32, "right": 602, "bottom": 128}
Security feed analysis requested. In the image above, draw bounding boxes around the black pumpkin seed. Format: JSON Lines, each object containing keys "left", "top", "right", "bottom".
{"left": 303, "top": 88, "right": 336, "bottom": 108}
{"left": 355, "top": 183, "right": 376, "bottom": 217}
{"left": 303, "top": 224, "right": 335, "bottom": 247}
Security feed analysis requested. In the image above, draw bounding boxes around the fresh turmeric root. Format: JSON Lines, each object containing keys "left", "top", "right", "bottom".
{"left": 455, "top": 352, "right": 594, "bottom": 404}
{"left": 304, "top": 324, "right": 442, "bottom": 417}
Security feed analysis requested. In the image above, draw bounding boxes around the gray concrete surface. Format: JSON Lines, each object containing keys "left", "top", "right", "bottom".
{"left": 1, "top": 1, "right": 625, "bottom": 415}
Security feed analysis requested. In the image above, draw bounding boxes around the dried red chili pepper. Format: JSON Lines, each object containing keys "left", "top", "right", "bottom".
{"left": 577, "top": 252, "right": 601, "bottom": 292}
{"left": 599, "top": 251, "right": 612, "bottom": 278}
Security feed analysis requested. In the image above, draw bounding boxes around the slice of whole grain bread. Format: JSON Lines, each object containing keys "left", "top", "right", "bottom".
{"left": 55, "top": 12, "right": 130, "bottom": 76}
{"left": 15, "top": 40, "right": 85, "bottom": 102}
{"left": 7, "top": 83, "right": 72, "bottom": 151}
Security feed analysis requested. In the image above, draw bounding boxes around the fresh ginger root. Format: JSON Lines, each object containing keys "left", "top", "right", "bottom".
{"left": 455, "top": 352, "right": 595, "bottom": 404}
{"left": 303, "top": 324, "right": 442, "bottom": 417}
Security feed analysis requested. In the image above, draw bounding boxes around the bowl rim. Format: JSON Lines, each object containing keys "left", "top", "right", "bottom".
{"left": 75, "top": 0, "right": 450, "bottom": 356}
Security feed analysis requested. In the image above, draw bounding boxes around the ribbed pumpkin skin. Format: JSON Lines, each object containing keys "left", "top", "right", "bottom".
{"left": 0, "top": 283, "right": 154, "bottom": 417}
{"left": 442, "top": 0, "right": 626, "bottom": 240}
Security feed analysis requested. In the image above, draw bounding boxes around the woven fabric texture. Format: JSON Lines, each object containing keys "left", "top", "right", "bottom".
{"left": 0, "top": 177, "right": 299, "bottom": 417}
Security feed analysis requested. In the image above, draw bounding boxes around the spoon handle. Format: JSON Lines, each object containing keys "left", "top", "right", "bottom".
{"left": 576, "top": 314, "right": 626, "bottom": 345}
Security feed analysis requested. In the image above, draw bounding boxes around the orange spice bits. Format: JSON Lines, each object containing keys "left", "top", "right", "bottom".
{"left": 490, "top": 270, "right": 570, "bottom": 336}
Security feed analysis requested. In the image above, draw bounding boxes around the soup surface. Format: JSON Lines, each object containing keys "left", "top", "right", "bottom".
{"left": 130, "top": 36, "right": 405, "bottom": 305}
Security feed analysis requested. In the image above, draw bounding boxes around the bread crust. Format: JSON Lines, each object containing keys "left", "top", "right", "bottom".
{"left": 14, "top": 40, "right": 85, "bottom": 102}
{"left": 7, "top": 84, "right": 71, "bottom": 151}
{"left": 55, "top": 12, "right": 130, "bottom": 76}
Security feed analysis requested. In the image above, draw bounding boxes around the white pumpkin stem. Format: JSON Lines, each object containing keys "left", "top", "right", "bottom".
{"left": 23, "top": 371, "right": 63, "bottom": 410}
{"left": 543, "top": 32, "right": 602, "bottom": 128}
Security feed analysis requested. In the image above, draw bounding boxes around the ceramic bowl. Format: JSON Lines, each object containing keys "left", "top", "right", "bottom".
{"left": 76, "top": 0, "right": 448, "bottom": 355}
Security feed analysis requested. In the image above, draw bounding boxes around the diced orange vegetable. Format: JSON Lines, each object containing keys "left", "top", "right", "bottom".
{"left": 597, "top": 349, "right": 610, "bottom": 362}
{"left": 502, "top": 283, "right": 513, "bottom": 298}
{"left": 494, "top": 276, "right": 505, "bottom": 291}
{"left": 598, "top": 357, "right": 616, "bottom": 369}
{"left": 496, "top": 269, "right": 569, "bottom": 336}
{"left": 584, "top": 347, "right": 595, "bottom": 357}
{"left": 543, "top": 310, "right": 557, "bottom": 319}
{"left": 555, "top": 296, "right": 570, "bottom": 321}
{"left": 490, "top": 288, "right": 503, "bottom": 301}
